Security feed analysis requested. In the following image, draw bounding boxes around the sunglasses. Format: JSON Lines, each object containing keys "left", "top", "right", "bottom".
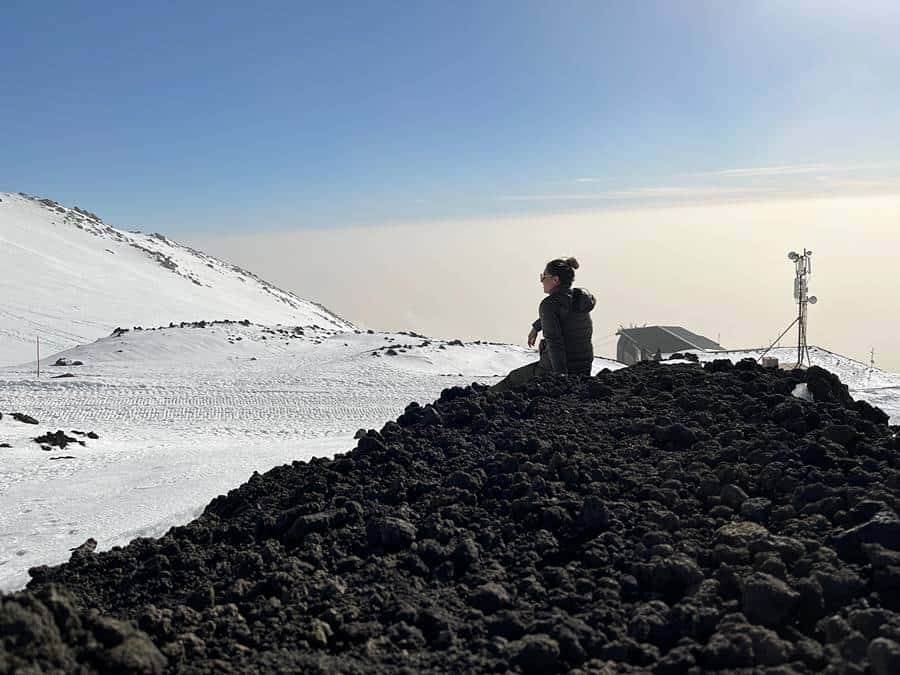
{"left": 540, "top": 272, "right": 557, "bottom": 282}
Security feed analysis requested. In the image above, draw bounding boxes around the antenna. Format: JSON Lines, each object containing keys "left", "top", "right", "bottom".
{"left": 789, "top": 248, "right": 817, "bottom": 368}
{"left": 759, "top": 247, "right": 819, "bottom": 368}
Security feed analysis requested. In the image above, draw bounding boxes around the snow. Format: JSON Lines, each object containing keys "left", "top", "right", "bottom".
{"left": 792, "top": 383, "right": 814, "bottom": 402}
{"left": 0, "top": 192, "right": 352, "bottom": 367}
{"left": 0, "top": 322, "right": 623, "bottom": 591}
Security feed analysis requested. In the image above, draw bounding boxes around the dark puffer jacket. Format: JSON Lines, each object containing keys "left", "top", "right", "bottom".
{"left": 532, "top": 286, "right": 596, "bottom": 375}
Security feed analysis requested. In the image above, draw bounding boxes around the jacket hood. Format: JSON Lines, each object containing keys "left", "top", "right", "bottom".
{"left": 571, "top": 287, "right": 596, "bottom": 313}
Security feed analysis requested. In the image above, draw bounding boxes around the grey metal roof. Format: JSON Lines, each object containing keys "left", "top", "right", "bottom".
{"left": 617, "top": 326, "right": 723, "bottom": 353}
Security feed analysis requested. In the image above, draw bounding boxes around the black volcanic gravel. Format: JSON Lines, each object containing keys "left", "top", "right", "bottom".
{"left": 3, "top": 360, "right": 900, "bottom": 674}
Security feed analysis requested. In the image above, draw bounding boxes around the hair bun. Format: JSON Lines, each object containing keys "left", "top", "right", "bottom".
{"left": 565, "top": 257, "right": 579, "bottom": 270}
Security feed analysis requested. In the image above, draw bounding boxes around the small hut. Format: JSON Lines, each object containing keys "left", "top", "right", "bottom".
{"left": 616, "top": 326, "right": 723, "bottom": 365}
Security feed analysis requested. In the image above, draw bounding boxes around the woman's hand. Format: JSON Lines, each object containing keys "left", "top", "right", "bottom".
{"left": 527, "top": 328, "right": 538, "bottom": 347}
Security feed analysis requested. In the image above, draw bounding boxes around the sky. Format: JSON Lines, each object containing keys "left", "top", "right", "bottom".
{"left": 3, "top": 1, "right": 900, "bottom": 367}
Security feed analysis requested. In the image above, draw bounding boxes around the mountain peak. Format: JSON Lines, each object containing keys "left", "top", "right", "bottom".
{"left": 0, "top": 192, "right": 353, "bottom": 366}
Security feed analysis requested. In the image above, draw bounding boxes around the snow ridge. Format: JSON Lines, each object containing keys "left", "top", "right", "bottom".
{"left": 0, "top": 192, "right": 353, "bottom": 366}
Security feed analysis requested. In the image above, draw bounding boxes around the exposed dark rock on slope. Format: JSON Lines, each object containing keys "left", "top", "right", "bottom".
{"left": 3, "top": 361, "right": 900, "bottom": 674}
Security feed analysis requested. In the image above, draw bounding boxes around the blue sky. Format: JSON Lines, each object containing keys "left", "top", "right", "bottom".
{"left": 3, "top": 1, "right": 899, "bottom": 233}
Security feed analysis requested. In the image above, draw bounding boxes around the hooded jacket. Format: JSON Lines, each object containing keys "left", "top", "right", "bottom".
{"left": 532, "top": 286, "right": 596, "bottom": 376}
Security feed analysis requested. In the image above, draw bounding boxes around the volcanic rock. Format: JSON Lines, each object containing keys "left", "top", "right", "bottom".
{"left": 741, "top": 572, "right": 799, "bottom": 626}
{"left": 469, "top": 583, "right": 511, "bottom": 614}
{"left": 721, "top": 484, "right": 749, "bottom": 510}
{"left": 367, "top": 516, "right": 417, "bottom": 552}
{"left": 869, "top": 637, "right": 900, "bottom": 675}
{"left": 33, "top": 430, "right": 80, "bottom": 449}
{"left": 832, "top": 510, "right": 900, "bottom": 562}
{"left": 510, "top": 634, "right": 560, "bottom": 674}
{"left": 52, "top": 358, "right": 83, "bottom": 367}
{"left": 3, "top": 360, "right": 898, "bottom": 673}
{"left": 11, "top": 413, "right": 38, "bottom": 425}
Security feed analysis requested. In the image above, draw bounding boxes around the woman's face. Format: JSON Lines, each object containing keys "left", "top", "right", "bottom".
{"left": 540, "top": 270, "right": 559, "bottom": 294}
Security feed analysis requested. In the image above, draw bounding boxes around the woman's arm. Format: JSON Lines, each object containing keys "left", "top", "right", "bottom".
{"left": 528, "top": 318, "right": 541, "bottom": 347}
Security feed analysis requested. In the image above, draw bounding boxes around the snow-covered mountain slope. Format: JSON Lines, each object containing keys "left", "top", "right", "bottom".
{"left": 0, "top": 192, "right": 352, "bottom": 366}
{"left": 682, "top": 345, "right": 900, "bottom": 422}
{"left": 0, "top": 323, "right": 623, "bottom": 590}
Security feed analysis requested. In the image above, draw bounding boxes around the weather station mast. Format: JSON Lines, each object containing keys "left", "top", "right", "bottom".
{"left": 789, "top": 249, "right": 818, "bottom": 367}
{"left": 759, "top": 248, "right": 819, "bottom": 368}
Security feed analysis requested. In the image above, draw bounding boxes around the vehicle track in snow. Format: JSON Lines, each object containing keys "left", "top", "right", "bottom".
{"left": 0, "top": 363, "right": 470, "bottom": 435}
{"left": 1, "top": 383, "right": 442, "bottom": 432}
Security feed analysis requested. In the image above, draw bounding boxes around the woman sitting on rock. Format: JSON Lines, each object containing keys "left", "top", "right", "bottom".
{"left": 493, "top": 256, "right": 595, "bottom": 391}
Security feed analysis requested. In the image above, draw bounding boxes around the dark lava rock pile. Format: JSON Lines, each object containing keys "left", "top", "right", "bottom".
{"left": 31, "top": 429, "right": 100, "bottom": 459}
{"left": 3, "top": 361, "right": 900, "bottom": 674}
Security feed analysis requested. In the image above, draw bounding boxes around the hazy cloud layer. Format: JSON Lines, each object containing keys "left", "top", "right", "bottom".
{"left": 508, "top": 163, "right": 900, "bottom": 209}
{"left": 188, "top": 194, "right": 900, "bottom": 371}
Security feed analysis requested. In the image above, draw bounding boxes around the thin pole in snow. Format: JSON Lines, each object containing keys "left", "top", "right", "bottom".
{"left": 36, "top": 336, "right": 40, "bottom": 378}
